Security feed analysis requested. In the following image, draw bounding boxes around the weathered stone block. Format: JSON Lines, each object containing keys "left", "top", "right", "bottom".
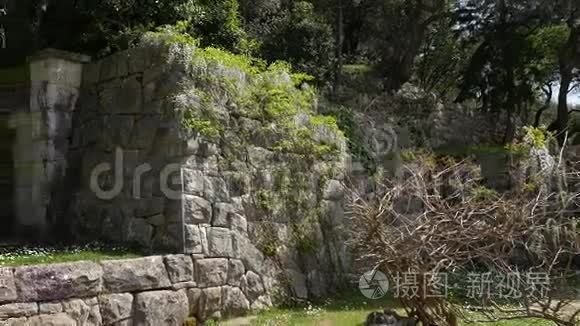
{"left": 39, "top": 302, "right": 63, "bottom": 314}
{"left": 164, "top": 255, "right": 194, "bottom": 283}
{"left": 240, "top": 271, "right": 265, "bottom": 301}
{"left": 323, "top": 179, "right": 344, "bottom": 201}
{"left": 183, "top": 169, "right": 204, "bottom": 195}
{"left": 62, "top": 298, "right": 102, "bottom": 326}
{"left": 28, "top": 313, "right": 76, "bottom": 326}
{"left": 133, "top": 290, "right": 189, "bottom": 326}
{"left": 0, "top": 268, "right": 17, "bottom": 303}
{"left": 203, "top": 177, "right": 230, "bottom": 202}
{"left": 198, "top": 287, "right": 221, "bottom": 320}
{"left": 182, "top": 195, "right": 212, "bottom": 224}
{"left": 207, "top": 227, "right": 233, "bottom": 258}
{"left": 101, "top": 256, "right": 171, "bottom": 293}
{"left": 195, "top": 259, "right": 228, "bottom": 287}
{"left": 221, "top": 286, "right": 249, "bottom": 317}
{"left": 227, "top": 259, "right": 245, "bottom": 287}
{"left": 14, "top": 262, "right": 103, "bottom": 302}
{"left": 232, "top": 232, "right": 264, "bottom": 273}
{"left": 184, "top": 224, "right": 203, "bottom": 254}
{"left": 0, "top": 302, "right": 38, "bottom": 319}
{"left": 98, "top": 293, "right": 133, "bottom": 325}
{"left": 186, "top": 288, "right": 202, "bottom": 318}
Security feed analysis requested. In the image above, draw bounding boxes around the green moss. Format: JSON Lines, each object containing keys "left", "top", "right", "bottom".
{"left": 183, "top": 118, "right": 222, "bottom": 139}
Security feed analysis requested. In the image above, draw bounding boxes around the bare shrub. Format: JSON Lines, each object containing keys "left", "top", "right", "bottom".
{"left": 348, "top": 153, "right": 580, "bottom": 326}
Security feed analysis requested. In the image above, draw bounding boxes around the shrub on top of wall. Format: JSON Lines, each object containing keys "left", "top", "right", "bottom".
{"left": 142, "top": 24, "right": 345, "bottom": 160}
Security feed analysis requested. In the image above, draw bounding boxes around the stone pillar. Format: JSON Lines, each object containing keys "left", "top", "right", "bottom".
{"left": 12, "top": 49, "right": 89, "bottom": 237}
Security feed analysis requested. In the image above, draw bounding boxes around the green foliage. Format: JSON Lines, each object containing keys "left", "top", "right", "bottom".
{"left": 259, "top": 1, "right": 335, "bottom": 80}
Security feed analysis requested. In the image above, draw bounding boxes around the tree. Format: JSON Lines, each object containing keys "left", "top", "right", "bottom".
{"left": 259, "top": 1, "right": 335, "bottom": 80}
{"left": 363, "top": 0, "right": 449, "bottom": 91}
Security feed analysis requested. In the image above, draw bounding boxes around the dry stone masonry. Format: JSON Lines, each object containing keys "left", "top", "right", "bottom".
{"left": 0, "top": 255, "right": 260, "bottom": 324}
{"left": 2, "top": 33, "right": 352, "bottom": 324}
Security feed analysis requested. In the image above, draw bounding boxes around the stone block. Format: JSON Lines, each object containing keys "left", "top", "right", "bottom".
{"left": 182, "top": 195, "right": 211, "bottom": 224}
{"left": 240, "top": 271, "right": 265, "bottom": 301}
{"left": 133, "top": 290, "right": 189, "bottom": 326}
{"left": 0, "top": 303, "right": 38, "bottom": 319}
{"left": 323, "top": 179, "right": 344, "bottom": 201}
{"left": 39, "top": 301, "right": 63, "bottom": 314}
{"left": 203, "top": 177, "right": 230, "bottom": 202}
{"left": 14, "top": 262, "right": 103, "bottom": 302}
{"left": 221, "top": 286, "right": 249, "bottom": 317}
{"left": 98, "top": 293, "right": 133, "bottom": 325}
{"left": 195, "top": 259, "right": 228, "bottom": 287}
{"left": 184, "top": 224, "right": 203, "bottom": 254}
{"left": 232, "top": 232, "right": 264, "bottom": 273}
{"left": 28, "top": 313, "right": 76, "bottom": 326}
{"left": 183, "top": 169, "right": 204, "bottom": 195}
{"left": 101, "top": 256, "right": 171, "bottom": 293}
{"left": 61, "top": 298, "right": 102, "bottom": 326}
{"left": 164, "top": 255, "right": 194, "bottom": 283}
{"left": 207, "top": 227, "right": 233, "bottom": 258}
{"left": 227, "top": 259, "right": 245, "bottom": 287}
{"left": 0, "top": 268, "right": 17, "bottom": 303}
{"left": 198, "top": 287, "right": 221, "bottom": 320}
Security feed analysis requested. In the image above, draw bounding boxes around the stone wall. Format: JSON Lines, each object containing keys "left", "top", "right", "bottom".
{"left": 0, "top": 255, "right": 258, "bottom": 325}
{"left": 61, "top": 36, "right": 352, "bottom": 309}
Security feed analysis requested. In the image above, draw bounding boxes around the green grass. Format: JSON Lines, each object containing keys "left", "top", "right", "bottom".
{"left": 0, "top": 244, "right": 142, "bottom": 267}
{"left": 223, "top": 292, "right": 556, "bottom": 326}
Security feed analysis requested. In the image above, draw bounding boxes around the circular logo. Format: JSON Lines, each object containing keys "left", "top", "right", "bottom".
{"left": 359, "top": 270, "right": 389, "bottom": 299}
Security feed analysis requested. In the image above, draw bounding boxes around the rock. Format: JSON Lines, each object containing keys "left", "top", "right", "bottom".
{"left": 203, "top": 177, "right": 230, "bottom": 202}
{"left": 183, "top": 195, "right": 212, "bottom": 224}
{"left": 198, "top": 287, "right": 221, "bottom": 320}
{"left": 98, "top": 293, "right": 133, "bottom": 325}
{"left": 1, "top": 317, "right": 28, "bottom": 326}
{"left": 14, "top": 262, "right": 103, "bottom": 302}
{"left": 186, "top": 288, "right": 202, "bottom": 317}
{"left": 207, "top": 227, "right": 233, "bottom": 257}
{"left": 183, "top": 169, "right": 204, "bottom": 195}
{"left": 61, "top": 298, "right": 102, "bottom": 326}
{"left": 28, "top": 313, "right": 76, "bottom": 326}
{"left": 133, "top": 290, "right": 189, "bottom": 326}
{"left": 227, "top": 260, "right": 245, "bottom": 287}
{"left": 184, "top": 224, "right": 203, "bottom": 254}
{"left": 212, "top": 203, "right": 247, "bottom": 234}
{"left": 195, "top": 259, "right": 228, "bottom": 287}
{"left": 0, "top": 303, "right": 38, "bottom": 319}
{"left": 221, "top": 286, "right": 249, "bottom": 317}
{"left": 0, "top": 268, "right": 17, "bottom": 303}
{"left": 286, "top": 269, "right": 308, "bottom": 299}
{"left": 101, "top": 256, "right": 171, "bottom": 293}
{"left": 232, "top": 232, "right": 264, "bottom": 273}
{"left": 323, "top": 180, "right": 344, "bottom": 201}
{"left": 164, "top": 255, "right": 194, "bottom": 283}
{"left": 240, "top": 271, "right": 264, "bottom": 301}
{"left": 39, "top": 302, "right": 63, "bottom": 314}
{"left": 250, "top": 295, "right": 273, "bottom": 310}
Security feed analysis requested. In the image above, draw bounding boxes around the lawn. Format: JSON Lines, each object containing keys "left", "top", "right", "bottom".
{"left": 0, "top": 242, "right": 141, "bottom": 266}
{"left": 225, "top": 293, "right": 556, "bottom": 326}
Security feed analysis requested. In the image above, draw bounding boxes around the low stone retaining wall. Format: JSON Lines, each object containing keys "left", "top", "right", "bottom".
{"left": 0, "top": 255, "right": 260, "bottom": 325}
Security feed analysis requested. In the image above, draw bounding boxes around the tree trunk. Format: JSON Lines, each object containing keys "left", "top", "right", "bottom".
{"left": 557, "top": 69, "right": 572, "bottom": 145}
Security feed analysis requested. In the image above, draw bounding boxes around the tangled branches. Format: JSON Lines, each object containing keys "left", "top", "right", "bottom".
{"left": 348, "top": 154, "right": 580, "bottom": 326}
